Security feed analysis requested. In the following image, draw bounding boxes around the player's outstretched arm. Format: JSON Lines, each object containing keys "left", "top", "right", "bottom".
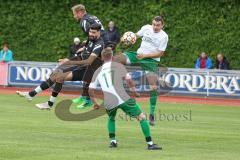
{"left": 76, "top": 46, "right": 85, "bottom": 54}
{"left": 59, "top": 53, "right": 97, "bottom": 65}
{"left": 125, "top": 73, "right": 140, "bottom": 97}
{"left": 137, "top": 51, "right": 164, "bottom": 59}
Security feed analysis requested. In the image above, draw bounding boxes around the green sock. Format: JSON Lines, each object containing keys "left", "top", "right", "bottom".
{"left": 108, "top": 117, "right": 116, "bottom": 140}
{"left": 140, "top": 119, "right": 151, "bottom": 138}
{"left": 150, "top": 90, "right": 158, "bottom": 115}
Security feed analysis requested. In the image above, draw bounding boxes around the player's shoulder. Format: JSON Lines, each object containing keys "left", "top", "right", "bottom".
{"left": 95, "top": 37, "right": 104, "bottom": 45}
{"left": 101, "top": 62, "right": 124, "bottom": 70}
{"left": 93, "top": 65, "right": 104, "bottom": 78}
{"left": 83, "top": 14, "right": 92, "bottom": 20}
{"left": 93, "top": 38, "right": 104, "bottom": 48}
{"left": 87, "top": 13, "right": 99, "bottom": 21}
{"left": 111, "top": 61, "right": 126, "bottom": 69}
{"left": 159, "top": 30, "right": 168, "bottom": 39}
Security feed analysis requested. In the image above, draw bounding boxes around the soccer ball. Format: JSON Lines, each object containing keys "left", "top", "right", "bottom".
{"left": 121, "top": 31, "right": 137, "bottom": 46}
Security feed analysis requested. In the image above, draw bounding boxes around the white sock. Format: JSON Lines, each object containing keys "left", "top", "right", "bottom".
{"left": 49, "top": 96, "right": 56, "bottom": 103}
{"left": 147, "top": 141, "right": 153, "bottom": 145}
{"left": 111, "top": 140, "right": 117, "bottom": 144}
{"left": 35, "top": 86, "right": 42, "bottom": 93}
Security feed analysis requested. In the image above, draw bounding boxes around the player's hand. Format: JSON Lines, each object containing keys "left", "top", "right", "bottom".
{"left": 93, "top": 104, "right": 101, "bottom": 110}
{"left": 58, "top": 58, "right": 69, "bottom": 65}
{"left": 76, "top": 47, "right": 85, "bottom": 53}
{"left": 134, "top": 91, "right": 141, "bottom": 97}
{"left": 136, "top": 54, "right": 146, "bottom": 59}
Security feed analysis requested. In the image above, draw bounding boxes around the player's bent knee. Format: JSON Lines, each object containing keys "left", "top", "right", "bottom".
{"left": 64, "top": 72, "right": 73, "bottom": 81}
{"left": 55, "top": 75, "right": 65, "bottom": 83}
{"left": 137, "top": 113, "right": 146, "bottom": 121}
{"left": 150, "top": 85, "right": 158, "bottom": 91}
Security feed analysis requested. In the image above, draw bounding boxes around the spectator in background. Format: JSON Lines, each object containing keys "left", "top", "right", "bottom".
{"left": 195, "top": 52, "right": 212, "bottom": 69}
{"left": 0, "top": 42, "right": 13, "bottom": 62}
{"left": 215, "top": 52, "right": 230, "bottom": 70}
{"left": 107, "top": 21, "right": 120, "bottom": 50}
{"left": 69, "top": 37, "right": 82, "bottom": 58}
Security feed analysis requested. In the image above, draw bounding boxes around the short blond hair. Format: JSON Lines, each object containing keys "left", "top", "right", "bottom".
{"left": 101, "top": 47, "right": 113, "bottom": 59}
{"left": 71, "top": 4, "right": 86, "bottom": 12}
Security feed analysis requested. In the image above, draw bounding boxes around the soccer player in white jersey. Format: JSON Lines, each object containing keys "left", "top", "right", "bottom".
{"left": 114, "top": 16, "right": 169, "bottom": 126}
{"left": 89, "top": 47, "right": 162, "bottom": 150}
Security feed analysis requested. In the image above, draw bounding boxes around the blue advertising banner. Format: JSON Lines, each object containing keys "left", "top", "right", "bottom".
{"left": 8, "top": 61, "right": 240, "bottom": 98}
{"left": 8, "top": 61, "right": 82, "bottom": 87}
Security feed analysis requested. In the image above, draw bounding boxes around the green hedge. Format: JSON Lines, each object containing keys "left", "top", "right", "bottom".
{"left": 1, "top": 0, "right": 240, "bottom": 69}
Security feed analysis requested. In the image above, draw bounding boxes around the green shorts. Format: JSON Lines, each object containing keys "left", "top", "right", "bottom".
{"left": 124, "top": 51, "right": 159, "bottom": 73}
{"left": 106, "top": 98, "right": 142, "bottom": 119}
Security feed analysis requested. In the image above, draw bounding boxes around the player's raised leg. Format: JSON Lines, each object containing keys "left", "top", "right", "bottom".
{"left": 16, "top": 78, "right": 54, "bottom": 101}
{"left": 35, "top": 70, "right": 75, "bottom": 109}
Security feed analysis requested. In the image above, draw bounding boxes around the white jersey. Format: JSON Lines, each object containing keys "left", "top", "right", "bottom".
{"left": 137, "top": 24, "right": 168, "bottom": 61}
{"left": 89, "top": 62, "right": 130, "bottom": 110}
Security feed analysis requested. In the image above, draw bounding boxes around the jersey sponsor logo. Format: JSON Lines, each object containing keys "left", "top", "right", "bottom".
{"left": 142, "top": 31, "right": 161, "bottom": 47}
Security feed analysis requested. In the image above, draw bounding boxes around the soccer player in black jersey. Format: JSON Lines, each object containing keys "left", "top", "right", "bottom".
{"left": 17, "top": 24, "right": 104, "bottom": 110}
{"left": 71, "top": 4, "right": 109, "bottom": 108}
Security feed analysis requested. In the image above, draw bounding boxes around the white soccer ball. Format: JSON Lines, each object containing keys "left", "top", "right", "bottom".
{"left": 121, "top": 31, "right": 137, "bottom": 46}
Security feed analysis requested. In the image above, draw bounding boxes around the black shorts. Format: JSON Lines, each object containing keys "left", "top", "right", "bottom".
{"left": 72, "top": 63, "right": 101, "bottom": 83}
{"left": 54, "top": 56, "right": 82, "bottom": 73}
{"left": 71, "top": 65, "right": 97, "bottom": 82}
{"left": 71, "top": 66, "right": 87, "bottom": 81}
{"left": 71, "top": 60, "right": 102, "bottom": 82}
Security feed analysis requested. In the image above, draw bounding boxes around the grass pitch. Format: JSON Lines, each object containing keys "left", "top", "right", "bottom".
{"left": 0, "top": 94, "right": 239, "bottom": 160}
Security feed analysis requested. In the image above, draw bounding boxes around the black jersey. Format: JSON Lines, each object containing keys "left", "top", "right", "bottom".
{"left": 80, "top": 37, "right": 103, "bottom": 70}
{"left": 80, "top": 14, "right": 104, "bottom": 34}
{"left": 80, "top": 14, "right": 109, "bottom": 44}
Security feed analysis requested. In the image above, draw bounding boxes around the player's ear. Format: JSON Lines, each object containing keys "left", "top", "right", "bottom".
{"left": 161, "top": 23, "right": 164, "bottom": 29}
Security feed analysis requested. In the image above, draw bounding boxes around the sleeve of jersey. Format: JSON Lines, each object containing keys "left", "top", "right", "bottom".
{"left": 116, "top": 62, "right": 128, "bottom": 79}
{"left": 89, "top": 79, "right": 98, "bottom": 89}
{"left": 136, "top": 25, "right": 147, "bottom": 37}
{"left": 89, "top": 74, "right": 99, "bottom": 89}
{"left": 91, "top": 44, "right": 103, "bottom": 57}
{"left": 158, "top": 36, "right": 169, "bottom": 52}
{"left": 89, "top": 67, "right": 101, "bottom": 89}
{"left": 82, "top": 20, "right": 91, "bottom": 33}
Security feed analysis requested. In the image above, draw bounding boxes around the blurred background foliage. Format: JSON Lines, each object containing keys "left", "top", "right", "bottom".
{"left": 0, "top": 0, "right": 239, "bottom": 69}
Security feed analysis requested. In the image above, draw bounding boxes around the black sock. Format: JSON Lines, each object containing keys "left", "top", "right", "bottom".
{"left": 29, "top": 81, "right": 52, "bottom": 97}
{"left": 40, "top": 81, "right": 51, "bottom": 90}
{"left": 29, "top": 90, "right": 37, "bottom": 97}
{"left": 48, "top": 92, "right": 58, "bottom": 107}
{"left": 145, "top": 136, "right": 152, "bottom": 143}
{"left": 48, "top": 101, "right": 54, "bottom": 107}
{"left": 109, "top": 133, "right": 116, "bottom": 139}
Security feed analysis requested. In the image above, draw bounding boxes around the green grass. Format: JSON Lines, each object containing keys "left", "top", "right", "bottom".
{"left": 0, "top": 94, "right": 240, "bottom": 160}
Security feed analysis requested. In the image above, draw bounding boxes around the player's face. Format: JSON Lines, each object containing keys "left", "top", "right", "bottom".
{"left": 72, "top": 11, "right": 83, "bottom": 22}
{"left": 89, "top": 29, "right": 100, "bottom": 40}
{"left": 152, "top": 20, "right": 163, "bottom": 33}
